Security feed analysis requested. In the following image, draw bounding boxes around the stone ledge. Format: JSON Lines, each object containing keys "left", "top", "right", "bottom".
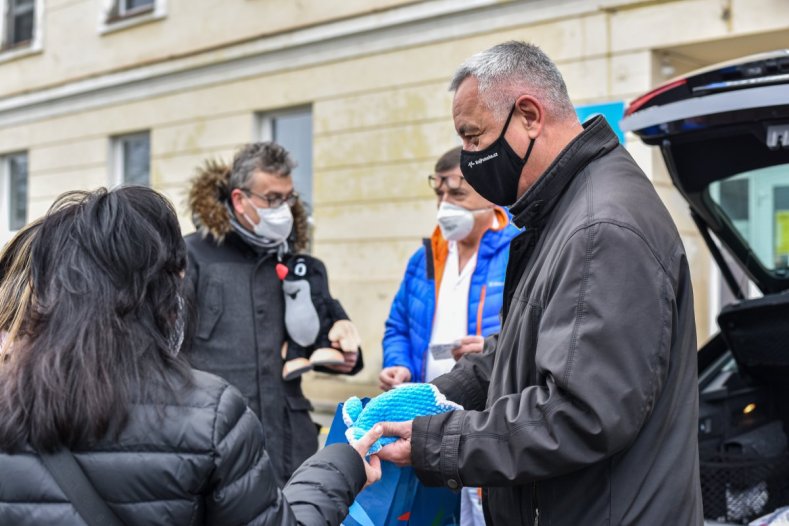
{"left": 302, "top": 374, "right": 380, "bottom": 414}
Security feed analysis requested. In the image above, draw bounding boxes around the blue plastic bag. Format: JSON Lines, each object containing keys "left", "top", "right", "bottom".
{"left": 326, "top": 400, "right": 461, "bottom": 526}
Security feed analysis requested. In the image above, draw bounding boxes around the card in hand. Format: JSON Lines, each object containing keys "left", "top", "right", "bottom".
{"left": 429, "top": 341, "right": 459, "bottom": 360}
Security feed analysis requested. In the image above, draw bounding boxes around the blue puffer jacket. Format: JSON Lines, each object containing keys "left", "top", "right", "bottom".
{"left": 383, "top": 210, "right": 519, "bottom": 382}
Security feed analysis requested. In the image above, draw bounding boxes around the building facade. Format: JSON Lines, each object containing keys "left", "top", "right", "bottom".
{"left": 1, "top": 0, "right": 788, "bottom": 402}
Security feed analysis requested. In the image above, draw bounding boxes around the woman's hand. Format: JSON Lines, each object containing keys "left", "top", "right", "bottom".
{"left": 350, "top": 424, "right": 384, "bottom": 488}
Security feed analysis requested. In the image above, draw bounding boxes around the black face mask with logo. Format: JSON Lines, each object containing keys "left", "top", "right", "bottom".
{"left": 460, "top": 104, "right": 536, "bottom": 207}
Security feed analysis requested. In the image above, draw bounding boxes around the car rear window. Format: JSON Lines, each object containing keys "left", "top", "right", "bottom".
{"left": 708, "top": 163, "right": 789, "bottom": 273}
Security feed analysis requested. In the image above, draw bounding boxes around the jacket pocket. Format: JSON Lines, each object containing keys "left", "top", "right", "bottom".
{"left": 196, "top": 280, "right": 223, "bottom": 340}
{"left": 285, "top": 395, "right": 314, "bottom": 413}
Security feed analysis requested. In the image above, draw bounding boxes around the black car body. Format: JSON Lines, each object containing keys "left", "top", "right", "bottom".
{"left": 622, "top": 50, "right": 789, "bottom": 525}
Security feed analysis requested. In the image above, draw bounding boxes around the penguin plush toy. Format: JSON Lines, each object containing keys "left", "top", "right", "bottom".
{"left": 278, "top": 254, "right": 360, "bottom": 381}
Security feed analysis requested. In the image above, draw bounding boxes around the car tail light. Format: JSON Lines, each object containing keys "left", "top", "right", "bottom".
{"left": 625, "top": 78, "right": 687, "bottom": 116}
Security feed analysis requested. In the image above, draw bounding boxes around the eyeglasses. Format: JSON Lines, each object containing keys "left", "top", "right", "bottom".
{"left": 428, "top": 174, "right": 465, "bottom": 191}
{"left": 242, "top": 188, "right": 299, "bottom": 208}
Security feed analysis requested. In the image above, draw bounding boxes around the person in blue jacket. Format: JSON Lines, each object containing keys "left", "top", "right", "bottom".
{"left": 380, "top": 145, "right": 519, "bottom": 387}
{"left": 379, "top": 146, "right": 519, "bottom": 525}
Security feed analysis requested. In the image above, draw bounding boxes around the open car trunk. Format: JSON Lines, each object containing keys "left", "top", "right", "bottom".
{"left": 698, "top": 300, "right": 789, "bottom": 524}
{"left": 622, "top": 50, "right": 789, "bottom": 524}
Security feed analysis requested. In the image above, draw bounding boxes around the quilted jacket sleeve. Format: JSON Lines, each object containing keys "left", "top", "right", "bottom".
{"left": 382, "top": 251, "right": 420, "bottom": 377}
{"left": 281, "top": 445, "right": 367, "bottom": 525}
{"left": 205, "top": 384, "right": 366, "bottom": 525}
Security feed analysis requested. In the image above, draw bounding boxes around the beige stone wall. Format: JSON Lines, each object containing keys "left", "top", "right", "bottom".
{"left": 2, "top": 0, "right": 789, "bottom": 403}
{"left": 2, "top": 0, "right": 418, "bottom": 98}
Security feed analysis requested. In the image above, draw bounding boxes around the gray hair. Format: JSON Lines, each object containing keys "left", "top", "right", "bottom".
{"left": 229, "top": 142, "right": 295, "bottom": 190}
{"left": 449, "top": 41, "right": 576, "bottom": 122}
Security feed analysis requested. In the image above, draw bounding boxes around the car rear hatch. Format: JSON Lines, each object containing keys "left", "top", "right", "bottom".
{"left": 622, "top": 49, "right": 789, "bottom": 294}
{"left": 622, "top": 50, "right": 789, "bottom": 525}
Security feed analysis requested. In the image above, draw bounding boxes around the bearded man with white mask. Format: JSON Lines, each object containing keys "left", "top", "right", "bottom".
{"left": 183, "top": 142, "right": 363, "bottom": 486}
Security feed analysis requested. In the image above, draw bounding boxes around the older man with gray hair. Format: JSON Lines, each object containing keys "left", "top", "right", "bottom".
{"left": 379, "top": 41, "right": 703, "bottom": 525}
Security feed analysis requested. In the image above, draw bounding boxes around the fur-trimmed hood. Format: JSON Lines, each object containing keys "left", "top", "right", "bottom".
{"left": 187, "top": 159, "right": 310, "bottom": 253}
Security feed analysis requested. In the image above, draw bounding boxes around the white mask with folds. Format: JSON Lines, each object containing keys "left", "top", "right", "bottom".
{"left": 436, "top": 202, "right": 478, "bottom": 241}
{"left": 244, "top": 202, "right": 294, "bottom": 243}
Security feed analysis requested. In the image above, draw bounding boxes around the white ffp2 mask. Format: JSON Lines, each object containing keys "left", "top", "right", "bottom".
{"left": 436, "top": 202, "right": 477, "bottom": 241}
{"left": 244, "top": 202, "right": 294, "bottom": 243}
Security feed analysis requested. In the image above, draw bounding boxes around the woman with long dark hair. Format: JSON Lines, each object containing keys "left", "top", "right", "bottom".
{"left": 0, "top": 187, "right": 381, "bottom": 525}
{"left": 0, "top": 218, "right": 40, "bottom": 357}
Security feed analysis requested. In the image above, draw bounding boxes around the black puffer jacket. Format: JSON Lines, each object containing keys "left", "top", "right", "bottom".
{"left": 183, "top": 161, "right": 362, "bottom": 485}
{"left": 0, "top": 370, "right": 366, "bottom": 525}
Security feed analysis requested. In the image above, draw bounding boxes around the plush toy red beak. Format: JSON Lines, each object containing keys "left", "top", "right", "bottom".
{"left": 275, "top": 263, "right": 289, "bottom": 281}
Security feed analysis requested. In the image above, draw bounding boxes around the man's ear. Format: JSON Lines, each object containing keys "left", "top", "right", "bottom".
{"left": 514, "top": 95, "right": 544, "bottom": 139}
{"left": 230, "top": 188, "right": 246, "bottom": 216}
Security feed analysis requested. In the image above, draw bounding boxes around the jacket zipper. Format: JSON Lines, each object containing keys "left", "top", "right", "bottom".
{"left": 475, "top": 284, "right": 487, "bottom": 336}
{"left": 533, "top": 482, "right": 540, "bottom": 526}
{"left": 528, "top": 229, "right": 540, "bottom": 526}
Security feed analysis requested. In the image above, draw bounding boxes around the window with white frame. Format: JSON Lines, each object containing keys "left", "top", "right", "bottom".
{"left": 1, "top": 152, "right": 28, "bottom": 239}
{"left": 111, "top": 132, "right": 150, "bottom": 187}
{"left": 106, "top": 0, "right": 155, "bottom": 22}
{"left": 2, "top": 0, "right": 36, "bottom": 49}
{"left": 257, "top": 107, "right": 313, "bottom": 207}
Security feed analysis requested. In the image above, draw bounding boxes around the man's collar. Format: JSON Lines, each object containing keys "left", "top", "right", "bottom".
{"left": 509, "top": 115, "right": 619, "bottom": 229}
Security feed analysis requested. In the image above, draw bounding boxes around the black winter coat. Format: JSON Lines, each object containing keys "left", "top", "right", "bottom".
{"left": 414, "top": 117, "right": 703, "bottom": 525}
{"left": 184, "top": 232, "right": 364, "bottom": 485}
{"left": 0, "top": 370, "right": 366, "bottom": 525}
{"left": 183, "top": 159, "right": 361, "bottom": 485}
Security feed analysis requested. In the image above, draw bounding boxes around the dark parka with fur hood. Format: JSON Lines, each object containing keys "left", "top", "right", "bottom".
{"left": 183, "top": 161, "right": 361, "bottom": 485}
